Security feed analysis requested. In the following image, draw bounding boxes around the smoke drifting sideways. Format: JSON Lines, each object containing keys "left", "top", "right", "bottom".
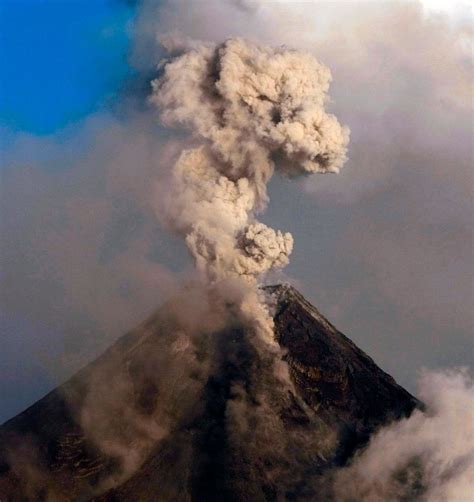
{"left": 331, "top": 368, "right": 474, "bottom": 502}
{"left": 150, "top": 37, "right": 349, "bottom": 349}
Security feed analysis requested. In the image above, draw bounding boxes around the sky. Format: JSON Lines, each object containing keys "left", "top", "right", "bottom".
{"left": 0, "top": 0, "right": 134, "bottom": 134}
{"left": 0, "top": 0, "right": 473, "bottom": 423}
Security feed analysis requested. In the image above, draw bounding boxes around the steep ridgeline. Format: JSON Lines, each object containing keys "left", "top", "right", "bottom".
{"left": 0, "top": 285, "right": 419, "bottom": 501}
{"left": 267, "top": 284, "right": 419, "bottom": 454}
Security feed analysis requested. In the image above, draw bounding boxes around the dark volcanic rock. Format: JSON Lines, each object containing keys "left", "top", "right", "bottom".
{"left": 267, "top": 284, "right": 419, "bottom": 462}
{"left": 0, "top": 284, "right": 420, "bottom": 501}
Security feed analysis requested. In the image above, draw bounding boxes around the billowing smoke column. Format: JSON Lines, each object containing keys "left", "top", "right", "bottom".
{"left": 151, "top": 38, "right": 349, "bottom": 287}
{"left": 150, "top": 37, "right": 349, "bottom": 372}
{"left": 150, "top": 37, "right": 350, "bottom": 370}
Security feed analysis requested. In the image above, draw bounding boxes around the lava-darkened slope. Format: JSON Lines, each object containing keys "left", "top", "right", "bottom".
{"left": 0, "top": 285, "right": 419, "bottom": 501}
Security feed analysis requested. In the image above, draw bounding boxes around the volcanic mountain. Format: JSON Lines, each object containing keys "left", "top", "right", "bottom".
{"left": 0, "top": 284, "right": 420, "bottom": 501}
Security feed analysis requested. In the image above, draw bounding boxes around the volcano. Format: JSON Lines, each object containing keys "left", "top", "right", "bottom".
{"left": 0, "top": 285, "right": 419, "bottom": 501}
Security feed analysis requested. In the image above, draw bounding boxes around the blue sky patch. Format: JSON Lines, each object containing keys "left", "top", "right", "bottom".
{"left": 0, "top": 0, "right": 136, "bottom": 134}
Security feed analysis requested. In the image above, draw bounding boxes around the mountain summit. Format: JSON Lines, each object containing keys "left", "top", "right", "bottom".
{"left": 0, "top": 284, "right": 419, "bottom": 501}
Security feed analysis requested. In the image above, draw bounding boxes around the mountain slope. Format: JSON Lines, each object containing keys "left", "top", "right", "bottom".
{"left": 0, "top": 284, "right": 419, "bottom": 501}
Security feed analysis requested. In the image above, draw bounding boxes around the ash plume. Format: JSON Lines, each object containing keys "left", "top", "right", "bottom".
{"left": 151, "top": 37, "right": 349, "bottom": 343}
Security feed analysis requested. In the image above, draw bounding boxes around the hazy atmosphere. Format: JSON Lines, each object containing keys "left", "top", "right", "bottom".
{"left": 1, "top": 0, "right": 472, "bottom": 429}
